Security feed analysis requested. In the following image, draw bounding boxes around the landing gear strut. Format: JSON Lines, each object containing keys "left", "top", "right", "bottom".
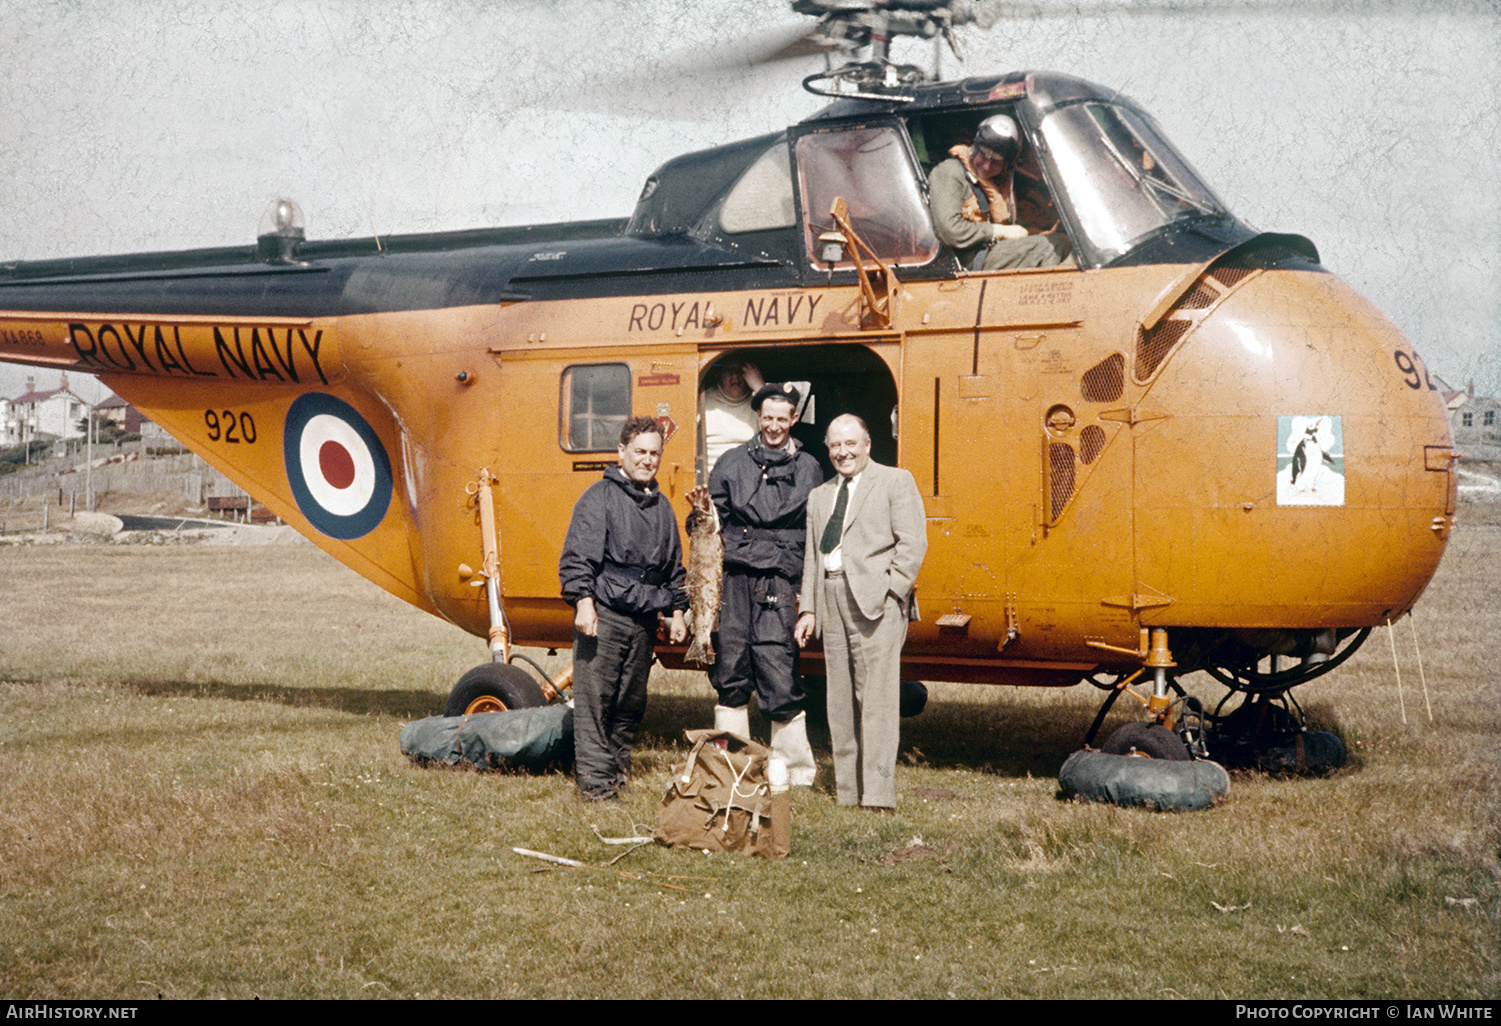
{"left": 444, "top": 468, "right": 573, "bottom": 717}
{"left": 1062, "top": 629, "right": 1229, "bottom": 810}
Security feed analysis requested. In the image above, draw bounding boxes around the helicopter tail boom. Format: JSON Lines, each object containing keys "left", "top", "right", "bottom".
{"left": 0, "top": 312, "right": 341, "bottom": 387}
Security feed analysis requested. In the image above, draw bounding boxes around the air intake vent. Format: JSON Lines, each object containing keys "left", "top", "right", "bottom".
{"left": 1215, "top": 243, "right": 1313, "bottom": 273}
{"left": 1133, "top": 238, "right": 1316, "bottom": 385}
{"left": 1048, "top": 443, "right": 1076, "bottom": 522}
{"left": 1079, "top": 425, "right": 1106, "bottom": 465}
{"left": 1080, "top": 353, "right": 1125, "bottom": 402}
{"left": 1208, "top": 263, "right": 1255, "bottom": 289}
{"left": 1177, "top": 279, "right": 1221, "bottom": 310}
{"left": 1134, "top": 319, "right": 1191, "bottom": 381}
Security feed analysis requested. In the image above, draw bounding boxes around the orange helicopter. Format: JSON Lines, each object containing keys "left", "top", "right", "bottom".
{"left": 0, "top": 0, "right": 1455, "bottom": 768}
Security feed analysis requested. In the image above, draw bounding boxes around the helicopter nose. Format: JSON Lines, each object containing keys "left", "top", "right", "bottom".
{"left": 1128, "top": 265, "right": 1454, "bottom": 627}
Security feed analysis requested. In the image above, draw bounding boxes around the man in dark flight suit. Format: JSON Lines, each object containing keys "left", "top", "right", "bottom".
{"left": 690, "top": 383, "right": 822, "bottom": 785}
{"left": 560, "top": 416, "right": 688, "bottom": 801}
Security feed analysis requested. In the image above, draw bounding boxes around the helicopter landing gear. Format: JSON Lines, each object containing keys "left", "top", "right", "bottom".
{"left": 406, "top": 662, "right": 574, "bottom": 771}
{"left": 443, "top": 663, "right": 548, "bottom": 717}
{"left": 1062, "top": 629, "right": 1229, "bottom": 811}
{"left": 1082, "top": 679, "right": 1213, "bottom": 759}
{"left": 442, "top": 467, "right": 574, "bottom": 717}
{"left": 1080, "top": 628, "right": 1211, "bottom": 760}
{"left": 1099, "top": 721, "right": 1191, "bottom": 761}
{"left": 1063, "top": 686, "right": 1228, "bottom": 811}
{"left": 1205, "top": 690, "right": 1347, "bottom": 775}
{"left": 1061, "top": 693, "right": 1229, "bottom": 812}
{"left": 1190, "top": 629, "right": 1367, "bottom": 774}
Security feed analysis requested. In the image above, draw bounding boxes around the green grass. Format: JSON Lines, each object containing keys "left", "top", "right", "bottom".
{"left": 0, "top": 528, "right": 1496, "bottom": 999}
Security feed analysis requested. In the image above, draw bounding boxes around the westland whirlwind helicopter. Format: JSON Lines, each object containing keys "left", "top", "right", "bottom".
{"left": 0, "top": 0, "right": 1455, "bottom": 767}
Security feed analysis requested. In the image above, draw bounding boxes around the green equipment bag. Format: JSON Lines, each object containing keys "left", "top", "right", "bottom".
{"left": 399, "top": 706, "right": 573, "bottom": 773}
{"left": 655, "top": 729, "right": 791, "bottom": 859}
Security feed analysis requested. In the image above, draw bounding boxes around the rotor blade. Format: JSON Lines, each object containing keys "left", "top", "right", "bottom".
{"left": 542, "top": 21, "right": 829, "bottom": 122}
{"left": 741, "top": 23, "right": 835, "bottom": 64}
{"left": 975, "top": 0, "right": 1470, "bottom": 14}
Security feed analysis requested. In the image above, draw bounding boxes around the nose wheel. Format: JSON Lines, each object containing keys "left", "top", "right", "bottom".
{"left": 1078, "top": 625, "right": 1366, "bottom": 777}
{"left": 1084, "top": 674, "right": 1210, "bottom": 761}
{"left": 1189, "top": 627, "right": 1369, "bottom": 774}
{"left": 443, "top": 663, "right": 550, "bottom": 717}
{"left": 1204, "top": 690, "right": 1347, "bottom": 775}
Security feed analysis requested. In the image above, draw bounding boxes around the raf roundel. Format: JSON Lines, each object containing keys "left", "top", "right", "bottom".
{"left": 282, "top": 393, "right": 393, "bottom": 540}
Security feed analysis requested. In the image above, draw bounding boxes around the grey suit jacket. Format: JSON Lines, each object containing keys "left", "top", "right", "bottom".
{"left": 799, "top": 461, "right": 928, "bottom": 630}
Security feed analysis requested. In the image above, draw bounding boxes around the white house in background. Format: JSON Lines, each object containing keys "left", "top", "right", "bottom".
{"left": 7, "top": 373, "right": 90, "bottom": 445}
{"left": 1436, "top": 375, "right": 1501, "bottom": 462}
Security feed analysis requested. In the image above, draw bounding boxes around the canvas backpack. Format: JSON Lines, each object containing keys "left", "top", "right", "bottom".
{"left": 655, "top": 729, "right": 790, "bottom": 859}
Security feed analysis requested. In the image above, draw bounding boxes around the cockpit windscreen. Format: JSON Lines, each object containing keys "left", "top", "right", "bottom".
{"left": 1040, "top": 102, "right": 1227, "bottom": 262}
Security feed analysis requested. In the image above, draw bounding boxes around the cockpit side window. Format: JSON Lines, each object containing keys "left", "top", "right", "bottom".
{"left": 794, "top": 126, "right": 939, "bottom": 269}
{"left": 908, "top": 106, "right": 1074, "bottom": 274}
{"left": 1039, "top": 102, "right": 1227, "bottom": 262}
{"left": 720, "top": 142, "right": 796, "bottom": 234}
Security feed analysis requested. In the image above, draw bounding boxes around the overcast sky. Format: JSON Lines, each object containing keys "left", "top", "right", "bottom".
{"left": 1, "top": 0, "right": 1496, "bottom": 401}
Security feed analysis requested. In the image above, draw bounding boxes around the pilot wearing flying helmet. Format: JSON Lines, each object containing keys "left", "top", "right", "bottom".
{"left": 928, "top": 113, "right": 1071, "bottom": 271}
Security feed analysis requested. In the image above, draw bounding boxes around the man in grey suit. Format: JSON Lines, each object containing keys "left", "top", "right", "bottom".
{"left": 794, "top": 414, "right": 928, "bottom": 811}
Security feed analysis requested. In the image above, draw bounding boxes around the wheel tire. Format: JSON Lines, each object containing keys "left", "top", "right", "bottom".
{"left": 443, "top": 663, "right": 548, "bottom": 717}
{"left": 1100, "top": 721, "right": 1191, "bottom": 761}
{"left": 899, "top": 679, "right": 928, "bottom": 718}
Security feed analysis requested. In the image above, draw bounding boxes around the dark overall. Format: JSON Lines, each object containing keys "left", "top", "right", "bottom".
{"left": 706, "top": 438, "right": 822, "bottom": 723}
{"left": 559, "top": 468, "right": 687, "bottom": 800}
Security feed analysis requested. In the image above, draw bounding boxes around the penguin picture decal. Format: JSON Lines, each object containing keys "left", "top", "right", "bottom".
{"left": 1277, "top": 415, "right": 1345, "bottom": 506}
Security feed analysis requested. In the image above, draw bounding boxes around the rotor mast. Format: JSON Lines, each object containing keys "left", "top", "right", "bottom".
{"left": 790, "top": 0, "right": 999, "bottom": 98}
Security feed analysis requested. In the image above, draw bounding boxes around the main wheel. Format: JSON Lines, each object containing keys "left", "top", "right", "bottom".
{"left": 1100, "top": 721, "right": 1191, "bottom": 761}
{"left": 444, "top": 663, "right": 548, "bottom": 717}
{"left": 899, "top": 679, "right": 928, "bottom": 718}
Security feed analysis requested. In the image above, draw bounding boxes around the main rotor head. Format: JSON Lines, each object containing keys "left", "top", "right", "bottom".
{"left": 790, "top": 0, "right": 1002, "bottom": 98}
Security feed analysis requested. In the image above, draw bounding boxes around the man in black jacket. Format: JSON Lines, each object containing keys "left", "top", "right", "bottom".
{"left": 560, "top": 416, "right": 688, "bottom": 801}
{"left": 690, "top": 383, "right": 822, "bottom": 785}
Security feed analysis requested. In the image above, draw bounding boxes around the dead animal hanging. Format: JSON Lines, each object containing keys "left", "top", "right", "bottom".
{"left": 685, "top": 494, "right": 723, "bottom": 665}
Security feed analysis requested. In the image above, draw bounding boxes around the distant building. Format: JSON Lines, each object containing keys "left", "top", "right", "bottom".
{"left": 95, "top": 394, "right": 148, "bottom": 434}
{"left": 6, "top": 373, "right": 90, "bottom": 446}
{"left": 1446, "top": 382, "right": 1501, "bottom": 456}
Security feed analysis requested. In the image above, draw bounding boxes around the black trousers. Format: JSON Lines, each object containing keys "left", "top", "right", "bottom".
{"left": 572, "top": 603, "right": 656, "bottom": 800}
{"left": 709, "top": 568, "right": 803, "bottom": 723}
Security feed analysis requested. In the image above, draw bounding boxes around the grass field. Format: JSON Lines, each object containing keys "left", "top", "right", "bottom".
{"left": 0, "top": 522, "right": 1496, "bottom": 999}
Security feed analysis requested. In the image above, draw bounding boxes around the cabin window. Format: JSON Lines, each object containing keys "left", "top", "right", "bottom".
{"left": 560, "top": 363, "right": 630, "bottom": 452}
{"left": 795, "top": 126, "right": 939, "bottom": 269}
{"left": 1462, "top": 412, "right": 1473, "bottom": 427}
{"left": 1039, "top": 102, "right": 1226, "bottom": 261}
{"left": 1486, "top": 411, "right": 1495, "bottom": 427}
{"left": 720, "top": 142, "right": 795, "bottom": 234}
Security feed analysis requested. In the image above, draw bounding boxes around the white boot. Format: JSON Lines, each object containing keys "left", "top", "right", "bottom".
{"left": 771, "top": 711, "right": 816, "bottom": 787}
{"left": 714, "top": 703, "right": 750, "bottom": 740}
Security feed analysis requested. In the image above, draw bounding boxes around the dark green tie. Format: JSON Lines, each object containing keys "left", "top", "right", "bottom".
{"left": 820, "top": 477, "right": 850, "bottom": 554}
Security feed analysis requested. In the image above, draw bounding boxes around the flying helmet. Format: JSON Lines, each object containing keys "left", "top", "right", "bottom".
{"left": 972, "top": 114, "right": 1022, "bottom": 165}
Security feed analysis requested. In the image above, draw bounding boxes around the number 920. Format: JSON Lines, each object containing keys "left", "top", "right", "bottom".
{"left": 204, "top": 409, "right": 257, "bottom": 443}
